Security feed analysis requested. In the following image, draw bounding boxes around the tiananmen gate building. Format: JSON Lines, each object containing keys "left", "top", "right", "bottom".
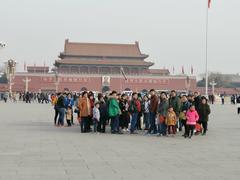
{"left": 11, "top": 39, "right": 197, "bottom": 93}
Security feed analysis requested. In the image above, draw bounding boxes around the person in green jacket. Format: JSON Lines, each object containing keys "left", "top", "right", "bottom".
{"left": 108, "top": 91, "right": 121, "bottom": 134}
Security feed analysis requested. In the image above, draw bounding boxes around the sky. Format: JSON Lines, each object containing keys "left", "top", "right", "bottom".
{"left": 0, "top": 0, "right": 240, "bottom": 75}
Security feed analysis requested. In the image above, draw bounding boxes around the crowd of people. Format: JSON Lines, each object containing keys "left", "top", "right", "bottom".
{"left": 1, "top": 92, "right": 53, "bottom": 103}
{"left": 52, "top": 89, "right": 211, "bottom": 139}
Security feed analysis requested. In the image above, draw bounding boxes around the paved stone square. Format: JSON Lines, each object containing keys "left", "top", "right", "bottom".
{"left": 0, "top": 102, "right": 240, "bottom": 180}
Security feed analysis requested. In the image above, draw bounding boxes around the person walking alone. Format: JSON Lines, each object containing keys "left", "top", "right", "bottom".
{"left": 198, "top": 97, "right": 211, "bottom": 136}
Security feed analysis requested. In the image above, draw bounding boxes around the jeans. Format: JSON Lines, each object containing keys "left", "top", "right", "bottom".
{"left": 179, "top": 119, "right": 184, "bottom": 131}
{"left": 111, "top": 115, "right": 119, "bottom": 133}
{"left": 58, "top": 108, "right": 65, "bottom": 126}
{"left": 143, "top": 113, "right": 150, "bottom": 129}
{"left": 93, "top": 118, "right": 99, "bottom": 132}
{"left": 130, "top": 113, "right": 138, "bottom": 133}
{"left": 148, "top": 112, "right": 157, "bottom": 134}
{"left": 158, "top": 122, "right": 167, "bottom": 135}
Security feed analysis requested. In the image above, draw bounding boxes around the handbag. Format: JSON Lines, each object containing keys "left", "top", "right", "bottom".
{"left": 159, "top": 115, "right": 166, "bottom": 123}
{"left": 74, "top": 108, "right": 79, "bottom": 114}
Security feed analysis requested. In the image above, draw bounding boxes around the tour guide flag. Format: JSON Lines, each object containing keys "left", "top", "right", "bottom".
{"left": 120, "top": 67, "right": 127, "bottom": 80}
{"left": 208, "top": 0, "right": 211, "bottom": 8}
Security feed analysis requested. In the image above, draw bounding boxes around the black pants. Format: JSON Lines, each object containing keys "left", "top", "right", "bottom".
{"left": 26, "top": 99, "right": 31, "bottom": 103}
{"left": 186, "top": 125, "right": 195, "bottom": 137}
{"left": 70, "top": 109, "right": 74, "bottom": 124}
{"left": 137, "top": 113, "right": 142, "bottom": 130}
{"left": 238, "top": 107, "right": 240, "bottom": 114}
{"left": 86, "top": 116, "right": 92, "bottom": 132}
{"left": 54, "top": 108, "right": 59, "bottom": 125}
{"left": 181, "top": 120, "right": 187, "bottom": 135}
{"left": 80, "top": 117, "right": 89, "bottom": 133}
{"left": 97, "top": 117, "right": 107, "bottom": 133}
{"left": 67, "top": 120, "right": 71, "bottom": 126}
{"left": 201, "top": 121, "right": 208, "bottom": 134}
{"left": 119, "top": 112, "right": 129, "bottom": 129}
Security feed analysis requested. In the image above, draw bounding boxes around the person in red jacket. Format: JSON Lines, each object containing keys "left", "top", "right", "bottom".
{"left": 148, "top": 89, "right": 159, "bottom": 134}
{"left": 129, "top": 92, "right": 141, "bottom": 134}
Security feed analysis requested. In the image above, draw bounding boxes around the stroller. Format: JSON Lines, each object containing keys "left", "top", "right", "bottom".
{"left": 195, "top": 123, "right": 202, "bottom": 135}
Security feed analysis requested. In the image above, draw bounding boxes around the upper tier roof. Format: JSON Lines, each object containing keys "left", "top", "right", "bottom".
{"left": 61, "top": 39, "right": 149, "bottom": 58}
{"left": 55, "top": 59, "right": 154, "bottom": 67}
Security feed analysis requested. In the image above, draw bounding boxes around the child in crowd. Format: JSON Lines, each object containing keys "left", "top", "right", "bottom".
{"left": 66, "top": 106, "right": 72, "bottom": 127}
{"left": 186, "top": 105, "right": 199, "bottom": 139}
{"left": 166, "top": 106, "right": 177, "bottom": 137}
{"left": 93, "top": 102, "right": 100, "bottom": 133}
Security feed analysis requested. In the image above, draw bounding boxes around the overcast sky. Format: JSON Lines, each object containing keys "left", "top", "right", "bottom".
{"left": 0, "top": 0, "right": 240, "bottom": 75}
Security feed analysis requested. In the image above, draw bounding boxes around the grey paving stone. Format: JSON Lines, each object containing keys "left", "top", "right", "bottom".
{"left": 0, "top": 102, "right": 240, "bottom": 180}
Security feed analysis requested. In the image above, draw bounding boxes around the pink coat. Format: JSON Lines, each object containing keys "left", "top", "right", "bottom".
{"left": 186, "top": 110, "right": 199, "bottom": 125}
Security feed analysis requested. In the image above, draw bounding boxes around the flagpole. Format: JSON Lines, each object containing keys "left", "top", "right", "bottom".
{"left": 205, "top": 0, "right": 209, "bottom": 98}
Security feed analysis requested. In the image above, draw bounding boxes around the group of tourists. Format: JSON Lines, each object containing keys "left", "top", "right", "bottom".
{"left": 52, "top": 89, "right": 211, "bottom": 139}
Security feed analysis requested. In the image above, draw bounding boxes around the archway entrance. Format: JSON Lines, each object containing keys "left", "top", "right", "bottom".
{"left": 102, "top": 86, "right": 110, "bottom": 93}
{"left": 80, "top": 87, "right": 88, "bottom": 91}
{"left": 141, "top": 89, "right": 148, "bottom": 94}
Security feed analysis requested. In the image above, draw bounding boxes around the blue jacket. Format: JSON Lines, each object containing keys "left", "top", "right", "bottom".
{"left": 64, "top": 98, "right": 74, "bottom": 108}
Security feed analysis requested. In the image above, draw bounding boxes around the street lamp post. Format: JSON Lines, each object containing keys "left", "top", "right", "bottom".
{"left": 185, "top": 76, "right": 191, "bottom": 94}
{"left": 23, "top": 77, "right": 31, "bottom": 92}
{"left": 210, "top": 80, "right": 217, "bottom": 95}
{"left": 6, "top": 59, "right": 17, "bottom": 96}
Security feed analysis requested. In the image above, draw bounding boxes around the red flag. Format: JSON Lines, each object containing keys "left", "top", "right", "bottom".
{"left": 120, "top": 67, "right": 127, "bottom": 80}
{"left": 34, "top": 63, "right": 36, "bottom": 73}
{"left": 208, "top": 0, "right": 211, "bottom": 8}
{"left": 43, "top": 61, "right": 46, "bottom": 74}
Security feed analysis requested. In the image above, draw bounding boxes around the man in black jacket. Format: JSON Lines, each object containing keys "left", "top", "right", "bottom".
{"left": 193, "top": 92, "right": 202, "bottom": 113}
{"left": 57, "top": 93, "right": 66, "bottom": 126}
{"left": 98, "top": 94, "right": 108, "bottom": 133}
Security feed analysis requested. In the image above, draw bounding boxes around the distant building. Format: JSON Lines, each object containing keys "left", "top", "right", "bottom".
{"left": 10, "top": 39, "right": 196, "bottom": 93}
{"left": 27, "top": 66, "right": 49, "bottom": 74}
